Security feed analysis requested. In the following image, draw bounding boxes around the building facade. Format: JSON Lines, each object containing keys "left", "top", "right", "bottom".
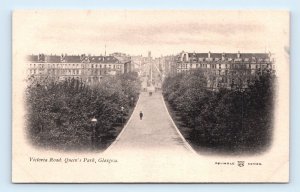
{"left": 160, "top": 55, "right": 177, "bottom": 77}
{"left": 26, "top": 53, "right": 132, "bottom": 84}
{"left": 175, "top": 51, "right": 275, "bottom": 90}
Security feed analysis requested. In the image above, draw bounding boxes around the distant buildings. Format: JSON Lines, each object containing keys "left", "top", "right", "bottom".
{"left": 162, "top": 51, "right": 275, "bottom": 90}
{"left": 159, "top": 55, "right": 177, "bottom": 77}
{"left": 26, "top": 50, "right": 275, "bottom": 90}
{"left": 26, "top": 53, "right": 132, "bottom": 84}
{"left": 130, "top": 55, "right": 148, "bottom": 72}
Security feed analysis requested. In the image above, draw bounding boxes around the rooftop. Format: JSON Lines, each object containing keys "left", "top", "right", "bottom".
{"left": 27, "top": 54, "right": 129, "bottom": 64}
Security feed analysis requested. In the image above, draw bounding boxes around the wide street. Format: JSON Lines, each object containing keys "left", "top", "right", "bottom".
{"left": 105, "top": 91, "right": 195, "bottom": 155}
{"left": 101, "top": 91, "right": 204, "bottom": 182}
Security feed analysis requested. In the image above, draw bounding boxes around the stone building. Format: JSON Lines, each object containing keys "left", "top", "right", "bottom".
{"left": 175, "top": 51, "right": 275, "bottom": 90}
{"left": 160, "top": 55, "right": 177, "bottom": 77}
{"left": 26, "top": 53, "right": 132, "bottom": 84}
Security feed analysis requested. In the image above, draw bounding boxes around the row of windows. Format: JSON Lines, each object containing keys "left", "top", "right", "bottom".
{"left": 29, "top": 63, "right": 122, "bottom": 69}
{"left": 178, "top": 63, "right": 272, "bottom": 69}
{"left": 177, "top": 69, "right": 256, "bottom": 76}
{"left": 29, "top": 69, "right": 112, "bottom": 75}
{"left": 182, "top": 57, "right": 270, "bottom": 63}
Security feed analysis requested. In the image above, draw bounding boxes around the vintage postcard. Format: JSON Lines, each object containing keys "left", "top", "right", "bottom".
{"left": 12, "top": 10, "right": 289, "bottom": 183}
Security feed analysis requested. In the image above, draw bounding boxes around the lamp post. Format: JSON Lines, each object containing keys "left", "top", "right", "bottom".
{"left": 121, "top": 106, "right": 124, "bottom": 125}
{"left": 130, "top": 96, "right": 134, "bottom": 106}
{"left": 91, "top": 117, "right": 97, "bottom": 150}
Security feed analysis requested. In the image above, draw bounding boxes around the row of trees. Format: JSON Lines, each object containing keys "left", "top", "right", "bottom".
{"left": 26, "top": 72, "right": 141, "bottom": 151}
{"left": 162, "top": 69, "right": 276, "bottom": 153}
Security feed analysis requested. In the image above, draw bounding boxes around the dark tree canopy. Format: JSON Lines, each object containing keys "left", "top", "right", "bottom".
{"left": 162, "top": 69, "right": 276, "bottom": 154}
{"left": 26, "top": 72, "right": 141, "bottom": 151}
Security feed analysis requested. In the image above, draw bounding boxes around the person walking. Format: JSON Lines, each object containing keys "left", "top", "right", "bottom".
{"left": 139, "top": 111, "right": 143, "bottom": 120}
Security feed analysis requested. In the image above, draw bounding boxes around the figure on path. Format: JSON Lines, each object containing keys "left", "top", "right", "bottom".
{"left": 139, "top": 111, "right": 143, "bottom": 120}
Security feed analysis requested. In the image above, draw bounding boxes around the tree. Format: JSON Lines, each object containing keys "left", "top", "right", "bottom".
{"left": 162, "top": 68, "right": 276, "bottom": 154}
{"left": 25, "top": 73, "right": 141, "bottom": 151}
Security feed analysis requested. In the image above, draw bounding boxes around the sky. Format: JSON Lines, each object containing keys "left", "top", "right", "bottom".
{"left": 13, "top": 10, "right": 289, "bottom": 58}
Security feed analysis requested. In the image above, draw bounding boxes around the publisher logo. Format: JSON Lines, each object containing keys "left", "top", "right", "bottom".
{"left": 237, "top": 161, "right": 245, "bottom": 167}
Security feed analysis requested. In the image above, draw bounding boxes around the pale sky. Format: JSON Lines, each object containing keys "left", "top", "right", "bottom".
{"left": 14, "top": 10, "right": 289, "bottom": 57}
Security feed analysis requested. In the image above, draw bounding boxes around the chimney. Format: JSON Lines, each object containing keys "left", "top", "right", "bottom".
{"left": 61, "top": 53, "right": 65, "bottom": 62}
{"left": 268, "top": 51, "right": 272, "bottom": 59}
{"left": 208, "top": 51, "right": 211, "bottom": 58}
{"left": 237, "top": 51, "right": 241, "bottom": 58}
{"left": 222, "top": 52, "right": 225, "bottom": 61}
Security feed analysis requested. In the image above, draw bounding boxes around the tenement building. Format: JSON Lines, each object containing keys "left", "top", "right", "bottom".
{"left": 176, "top": 51, "right": 275, "bottom": 90}
{"left": 26, "top": 53, "right": 132, "bottom": 83}
{"left": 160, "top": 55, "right": 177, "bottom": 77}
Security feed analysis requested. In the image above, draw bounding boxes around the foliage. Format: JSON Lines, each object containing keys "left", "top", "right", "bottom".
{"left": 25, "top": 72, "right": 140, "bottom": 151}
{"left": 163, "top": 69, "right": 276, "bottom": 153}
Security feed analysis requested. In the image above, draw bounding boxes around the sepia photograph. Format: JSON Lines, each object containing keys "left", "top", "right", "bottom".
{"left": 12, "top": 10, "right": 289, "bottom": 183}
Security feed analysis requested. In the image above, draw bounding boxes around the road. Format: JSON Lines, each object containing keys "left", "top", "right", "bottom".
{"left": 101, "top": 91, "right": 202, "bottom": 182}
{"left": 105, "top": 91, "right": 195, "bottom": 155}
